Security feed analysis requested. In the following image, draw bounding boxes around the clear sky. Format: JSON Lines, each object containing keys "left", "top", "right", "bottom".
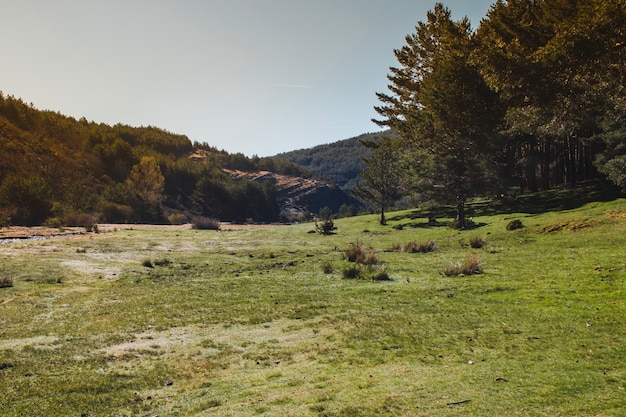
{"left": 1, "top": 0, "right": 494, "bottom": 157}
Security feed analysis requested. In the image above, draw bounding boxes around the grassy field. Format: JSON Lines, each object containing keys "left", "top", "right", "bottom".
{"left": 1, "top": 190, "right": 625, "bottom": 416}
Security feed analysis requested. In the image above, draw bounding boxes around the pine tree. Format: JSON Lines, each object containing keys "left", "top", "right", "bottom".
{"left": 373, "top": 3, "right": 503, "bottom": 228}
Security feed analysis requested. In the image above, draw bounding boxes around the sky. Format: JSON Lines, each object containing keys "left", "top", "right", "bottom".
{"left": 1, "top": 0, "right": 494, "bottom": 157}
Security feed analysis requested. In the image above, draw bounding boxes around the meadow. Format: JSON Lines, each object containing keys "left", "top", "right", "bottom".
{"left": 1, "top": 190, "right": 625, "bottom": 416}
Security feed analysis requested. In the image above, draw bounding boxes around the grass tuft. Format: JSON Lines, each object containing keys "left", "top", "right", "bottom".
{"left": 0, "top": 276, "right": 13, "bottom": 288}
{"left": 469, "top": 236, "right": 486, "bottom": 248}
{"left": 442, "top": 255, "right": 483, "bottom": 276}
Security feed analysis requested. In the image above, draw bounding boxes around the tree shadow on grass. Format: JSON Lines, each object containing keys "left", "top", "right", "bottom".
{"left": 389, "top": 181, "right": 624, "bottom": 224}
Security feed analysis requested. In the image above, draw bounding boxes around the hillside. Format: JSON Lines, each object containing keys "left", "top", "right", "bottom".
{"left": 224, "top": 169, "right": 362, "bottom": 220}
{"left": 0, "top": 93, "right": 362, "bottom": 226}
{"left": 274, "top": 130, "right": 393, "bottom": 190}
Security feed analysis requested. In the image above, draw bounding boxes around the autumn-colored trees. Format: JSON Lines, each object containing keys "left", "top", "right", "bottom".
{"left": 0, "top": 93, "right": 283, "bottom": 226}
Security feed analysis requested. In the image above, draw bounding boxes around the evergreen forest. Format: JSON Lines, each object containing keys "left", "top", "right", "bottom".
{"left": 365, "top": 0, "right": 626, "bottom": 226}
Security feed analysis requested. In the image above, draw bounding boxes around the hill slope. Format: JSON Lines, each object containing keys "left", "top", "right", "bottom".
{"left": 274, "top": 130, "right": 392, "bottom": 190}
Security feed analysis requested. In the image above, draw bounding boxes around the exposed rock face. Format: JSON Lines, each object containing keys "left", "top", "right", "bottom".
{"left": 224, "top": 169, "right": 361, "bottom": 218}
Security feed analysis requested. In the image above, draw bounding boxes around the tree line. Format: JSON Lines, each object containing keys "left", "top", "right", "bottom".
{"left": 359, "top": 0, "right": 626, "bottom": 226}
{"left": 0, "top": 94, "right": 303, "bottom": 226}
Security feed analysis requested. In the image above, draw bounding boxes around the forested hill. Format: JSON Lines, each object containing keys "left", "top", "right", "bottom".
{"left": 274, "top": 130, "right": 393, "bottom": 190}
{"left": 0, "top": 93, "right": 341, "bottom": 226}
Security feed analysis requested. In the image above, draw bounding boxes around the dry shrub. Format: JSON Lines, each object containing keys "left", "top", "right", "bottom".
{"left": 404, "top": 239, "right": 437, "bottom": 253}
{"left": 343, "top": 243, "right": 378, "bottom": 264}
{"left": 469, "top": 236, "right": 486, "bottom": 249}
{"left": 443, "top": 255, "right": 483, "bottom": 276}
{"left": 192, "top": 216, "right": 220, "bottom": 230}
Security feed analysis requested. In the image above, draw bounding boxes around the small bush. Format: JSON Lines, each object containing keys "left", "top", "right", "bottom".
{"left": 469, "top": 236, "right": 486, "bottom": 249}
{"left": 0, "top": 276, "right": 13, "bottom": 288}
{"left": 168, "top": 212, "right": 186, "bottom": 225}
{"left": 44, "top": 217, "right": 62, "bottom": 228}
{"left": 506, "top": 219, "right": 524, "bottom": 230}
{"left": 142, "top": 259, "right": 154, "bottom": 268}
{"left": 315, "top": 219, "right": 337, "bottom": 235}
{"left": 442, "top": 255, "right": 483, "bottom": 276}
{"left": 192, "top": 216, "right": 220, "bottom": 230}
{"left": 64, "top": 212, "right": 98, "bottom": 228}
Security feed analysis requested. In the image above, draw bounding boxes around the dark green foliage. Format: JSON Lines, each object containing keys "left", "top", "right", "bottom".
{"left": 0, "top": 174, "right": 52, "bottom": 226}
{"left": 353, "top": 138, "right": 403, "bottom": 225}
{"left": 315, "top": 219, "right": 336, "bottom": 235}
{"left": 275, "top": 131, "right": 392, "bottom": 189}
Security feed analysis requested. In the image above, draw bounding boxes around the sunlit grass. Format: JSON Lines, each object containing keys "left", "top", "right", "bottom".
{"left": 1, "top": 195, "right": 625, "bottom": 415}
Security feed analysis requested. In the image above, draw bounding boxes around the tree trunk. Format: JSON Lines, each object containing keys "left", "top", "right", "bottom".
{"left": 455, "top": 195, "right": 466, "bottom": 229}
{"left": 380, "top": 203, "right": 386, "bottom": 225}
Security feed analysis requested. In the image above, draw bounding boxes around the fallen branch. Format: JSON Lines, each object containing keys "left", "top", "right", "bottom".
{"left": 447, "top": 399, "right": 471, "bottom": 406}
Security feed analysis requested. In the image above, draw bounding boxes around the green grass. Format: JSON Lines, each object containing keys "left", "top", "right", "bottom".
{"left": 1, "top": 192, "right": 625, "bottom": 416}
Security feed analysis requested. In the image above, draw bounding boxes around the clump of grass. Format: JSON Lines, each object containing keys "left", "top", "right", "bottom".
{"left": 506, "top": 219, "right": 524, "bottom": 230}
{"left": 341, "top": 263, "right": 390, "bottom": 281}
{"left": 469, "top": 236, "right": 486, "bottom": 249}
{"left": 403, "top": 239, "right": 438, "bottom": 253}
{"left": 321, "top": 262, "right": 334, "bottom": 274}
{"left": 342, "top": 243, "right": 378, "bottom": 265}
{"left": 342, "top": 263, "right": 361, "bottom": 279}
{"left": 442, "top": 255, "right": 483, "bottom": 276}
{"left": 153, "top": 258, "right": 172, "bottom": 267}
{"left": 341, "top": 243, "right": 389, "bottom": 280}
{"left": 0, "top": 276, "right": 13, "bottom": 288}
{"left": 192, "top": 216, "right": 220, "bottom": 230}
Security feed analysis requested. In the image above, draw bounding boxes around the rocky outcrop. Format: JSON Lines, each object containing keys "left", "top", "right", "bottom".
{"left": 223, "top": 169, "right": 362, "bottom": 218}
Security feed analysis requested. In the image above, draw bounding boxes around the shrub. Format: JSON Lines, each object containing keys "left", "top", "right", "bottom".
{"left": 44, "top": 217, "right": 62, "bottom": 228}
{"left": 168, "top": 212, "right": 186, "bottom": 225}
{"left": 469, "top": 236, "right": 486, "bottom": 249}
{"left": 142, "top": 259, "right": 154, "bottom": 268}
{"left": 442, "top": 255, "right": 483, "bottom": 276}
{"left": 63, "top": 212, "right": 98, "bottom": 228}
{"left": 315, "top": 219, "right": 337, "bottom": 235}
{"left": 0, "top": 276, "right": 13, "bottom": 288}
{"left": 506, "top": 219, "right": 524, "bottom": 230}
{"left": 100, "top": 202, "right": 134, "bottom": 223}
{"left": 192, "top": 216, "right": 220, "bottom": 230}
